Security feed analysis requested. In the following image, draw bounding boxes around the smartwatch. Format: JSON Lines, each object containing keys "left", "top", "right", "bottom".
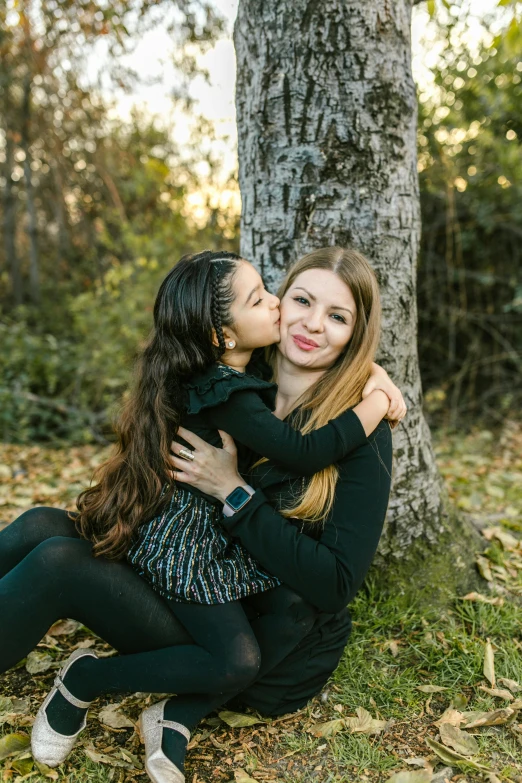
{"left": 223, "top": 485, "right": 255, "bottom": 517}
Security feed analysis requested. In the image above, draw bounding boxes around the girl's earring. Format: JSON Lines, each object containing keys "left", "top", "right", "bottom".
{"left": 228, "top": 341, "right": 235, "bottom": 349}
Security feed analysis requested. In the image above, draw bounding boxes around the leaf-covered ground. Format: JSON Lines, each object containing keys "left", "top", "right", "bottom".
{"left": 0, "top": 422, "right": 521, "bottom": 783}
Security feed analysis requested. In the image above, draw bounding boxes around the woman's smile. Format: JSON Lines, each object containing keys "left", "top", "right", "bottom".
{"left": 292, "top": 334, "right": 319, "bottom": 351}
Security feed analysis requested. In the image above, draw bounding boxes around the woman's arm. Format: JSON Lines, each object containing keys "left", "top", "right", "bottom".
{"left": 171, "top": 423, "right": 393, "bottom": 613}
{"left": 204, "top": 388, "right": 389, "bottom": 476}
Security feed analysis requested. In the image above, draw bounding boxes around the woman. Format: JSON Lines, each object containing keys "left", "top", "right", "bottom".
{"left": 0, "top": 247, "right": 399, "bottom": 782}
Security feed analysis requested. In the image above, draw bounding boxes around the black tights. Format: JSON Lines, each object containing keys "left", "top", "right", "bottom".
{"left": 0, "top": 508, "right": 317, "bottom": 737}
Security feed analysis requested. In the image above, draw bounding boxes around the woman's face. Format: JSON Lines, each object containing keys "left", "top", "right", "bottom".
{"left": 278, "top": 268, "right": 357, "bottom": 370}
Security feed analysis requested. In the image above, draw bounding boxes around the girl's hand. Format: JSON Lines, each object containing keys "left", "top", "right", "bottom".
{"left": 363, "top": 362, "right": 407, "bottom": 425}
{"left": 169, "top": 426, "right": 245, "bottom": 503}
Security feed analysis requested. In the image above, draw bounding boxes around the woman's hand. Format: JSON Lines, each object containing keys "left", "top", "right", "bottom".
{"left": 169, "top": 427, "right": 246, "bottom": 503}
{"left": 363, "top": 363, "right": 407, "bottom": 425}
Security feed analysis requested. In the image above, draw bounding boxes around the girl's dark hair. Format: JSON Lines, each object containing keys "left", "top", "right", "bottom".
{"left": 75, "top": 250, "right": 241, "bottom": 559}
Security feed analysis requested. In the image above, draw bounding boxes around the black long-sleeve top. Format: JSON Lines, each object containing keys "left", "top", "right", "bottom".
{"left": 179, "top": 362, "right": 367, "bottom": 502}
{"left": 226, "top": 418, "right": 393, "bottom": 716}
{"left": 222, "top": 419, "right": 393, "bottom": 614}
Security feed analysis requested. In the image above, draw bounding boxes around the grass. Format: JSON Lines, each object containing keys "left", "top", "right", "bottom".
{"left": 0, "top": 421, "right": 521, "bottom": 782}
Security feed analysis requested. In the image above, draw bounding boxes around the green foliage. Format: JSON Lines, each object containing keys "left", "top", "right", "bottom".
{"left": 1, "top": 1, "right": 521, "bottom": 441}
{"left": 0, "top": 316, "right": 79, "bottom": 442}
{"left": 417, "top": 9, "right": 522, "bottom": 425}
{"left": 0, "top": 0, "right": 238, "bottom": 443}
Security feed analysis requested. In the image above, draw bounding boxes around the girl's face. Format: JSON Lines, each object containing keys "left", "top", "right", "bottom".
{"left": 227, "top": 260, "right": 281, "bottom": 350}
{"left": 278, "top": 269, "right": 357, "bottom": 370}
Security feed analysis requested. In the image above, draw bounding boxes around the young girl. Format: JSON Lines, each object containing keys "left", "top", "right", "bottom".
{"left": 31, "top": 250, "right": 391, "bottom": 779}
{"left": 79, "top": 250, "right": 389, "bottom": 606}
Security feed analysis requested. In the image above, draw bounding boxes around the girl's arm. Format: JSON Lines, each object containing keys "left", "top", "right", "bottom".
{"left": 170, "top": 423, "right": 393, "bottom": 613}
{"left": 204, "top": 388, "right": 389, "bottom": 476}
{"left": 363, "top": 363, "right": 407, "bottom": 423}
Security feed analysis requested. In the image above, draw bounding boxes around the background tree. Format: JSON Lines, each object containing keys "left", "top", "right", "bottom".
{"left": 0, "top": 0, "right": 226, "bottom": 307}
{"left": 0, "top": 0, "right": 237, "bottom": 442}
{"left": 0, "top": 0, "right": 519, "bottom": 548}
{"left": 234, "top": 0, "right": 478, "bottom": 590}
{"left": 417, "top": 4, "right": 522, "bottom": 425}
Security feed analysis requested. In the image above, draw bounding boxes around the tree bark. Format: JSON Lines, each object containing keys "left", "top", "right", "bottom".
{"left": 21, "top": 75, "right": 40, "bottom": 305}
{"left": 235, "top": 0, "right": 460, "bottom": 565}
{"left": 51, "top": 160, "right": 72, "bottom": 267}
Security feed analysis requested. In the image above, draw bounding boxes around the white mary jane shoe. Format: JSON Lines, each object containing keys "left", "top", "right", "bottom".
{"left": 31, "top": 648, "right": 98, "bottom": 767}
{"left": 139, "top": 699, "right": 190, "bottom": 783}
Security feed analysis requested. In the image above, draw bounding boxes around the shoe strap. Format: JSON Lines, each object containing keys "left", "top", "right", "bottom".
{"left": 53, "top": 673, "right": 92, "bottom": 709}
{"left": 160, "top": 719, "right": 191, "bottom": 742}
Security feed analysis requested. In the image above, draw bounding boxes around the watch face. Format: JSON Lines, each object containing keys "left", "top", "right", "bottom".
{"left": 226, "top": 486, "right": 251, "bottom": 510}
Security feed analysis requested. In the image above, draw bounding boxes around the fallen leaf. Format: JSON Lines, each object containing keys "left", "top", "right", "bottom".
{"left": 11, "top": 757, "right": 33, "bottom": 776}
{"left": 479, "top": 685, "right": 514, "bottom": 701}
{"left": 118, "top": 748, "right": 143, "bottom": 769}
{"left": 25, "top": 650, "right": 53, "bottom": 674}
{"left": 416, "top": 685, "right": 448, "bottom": 693}
{"left": 461, "top": 708, "right": 514, "bottom": 728}
{"left": 10, "top": 697, "right": 31, "bottom": 715}
{"left": 344, "top": 706, "right": 387, "bottom": 735}
{"left": 510, "top": 698, "right": 522, "bottom": 710}
{"left": 433, "top": 707, "right": 464, "bottom": 727}
{"left": 0, "top": 698, "right": 14, "bottom": 727}
{"left": 98, "top": 703, "right": 134, "bottom": 729}
{"left": 74, "top": 638, "right": 96, "bottom": 649}
{"left": 386, "top": 640, "right": 400, "bottom": 657}
{"left": 451, "top": 693, "right": 469, "bottom": 710}
{"left": 48, "top": 619, "right": 81, "bottom": 637}
{"left": 309, "top": 718, "right": 345, "bottom": 738}
{"left": 0, "top": 696, "right": 31, "bottom": 727}
{"left": 439, "top": 723, "right": 479, "bottom": 756}
{"left": 424, "top": 736, "right": 488, "bottom": 771}
{"left": 34, "top": 761, "right": 59, "bottom": 780}
{"left": 460, "top": 592, "right": 504, "bottom": 607}
{"left": 431, "top": 767, "right": 456, "bottom": 783}
{"left": 83, "top": 746, "right": 136, "bottom": 770}
{"left": 476, "top": 556, "right": 493, "bottom": 582}
{"left": 218, "top": 710, "right": 267, "bottom": 728}
{"left": 385, "top": 771, "right": 432, "bottom": 783}
{"left": 0, "top": 732, "right": 30, "bottom": 760}
{"left": 404, "top": 757, "right": 432, "bottom": 769}
{"left": 484, "top": 639, "right": 495, "bottom": 687}
{"left": 482, "top": 527, "right": 519, "bottom": 550}
{"left": 498, "top": 677, "right": 520, "bottom": 693}
{"left": 234, "top": 770, "right": 258, "bottom": 783}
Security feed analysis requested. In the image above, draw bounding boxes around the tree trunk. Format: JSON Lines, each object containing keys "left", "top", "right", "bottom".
{"left": 2, "top": 129, "right": 23, "bottom": 306}
{"left": 21, "top": 75, "right": 40, "bottom": 305}
{"left": 51, "top": 160, "right": 72, "bottom": 268}
{"left": 234, "top": 0, "right": 477, "bottom": 584}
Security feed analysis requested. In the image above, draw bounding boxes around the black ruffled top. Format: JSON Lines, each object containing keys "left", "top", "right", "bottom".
{"left": 185, "top": 362, "right": 277, "bottom": 416}
{"left": 178, "top": 359, "right": 367, "bottom": 488}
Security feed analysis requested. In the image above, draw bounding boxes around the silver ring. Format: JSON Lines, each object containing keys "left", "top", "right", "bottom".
{"left": 179, "top": 448, "right": 195, "bottom": 462}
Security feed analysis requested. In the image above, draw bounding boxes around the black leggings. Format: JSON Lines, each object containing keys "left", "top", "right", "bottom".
{"left": 0, "top": 508, "right": 317, "bottom": 724}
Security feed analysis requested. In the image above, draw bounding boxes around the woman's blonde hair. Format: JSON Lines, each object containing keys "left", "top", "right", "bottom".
{"left": 265, "top": 246, "right": 382, "bottom": 523}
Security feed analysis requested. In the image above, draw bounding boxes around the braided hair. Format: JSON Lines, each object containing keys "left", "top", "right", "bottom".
{"left": 210, "top": 259, "right": 230, "bottom": 356}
